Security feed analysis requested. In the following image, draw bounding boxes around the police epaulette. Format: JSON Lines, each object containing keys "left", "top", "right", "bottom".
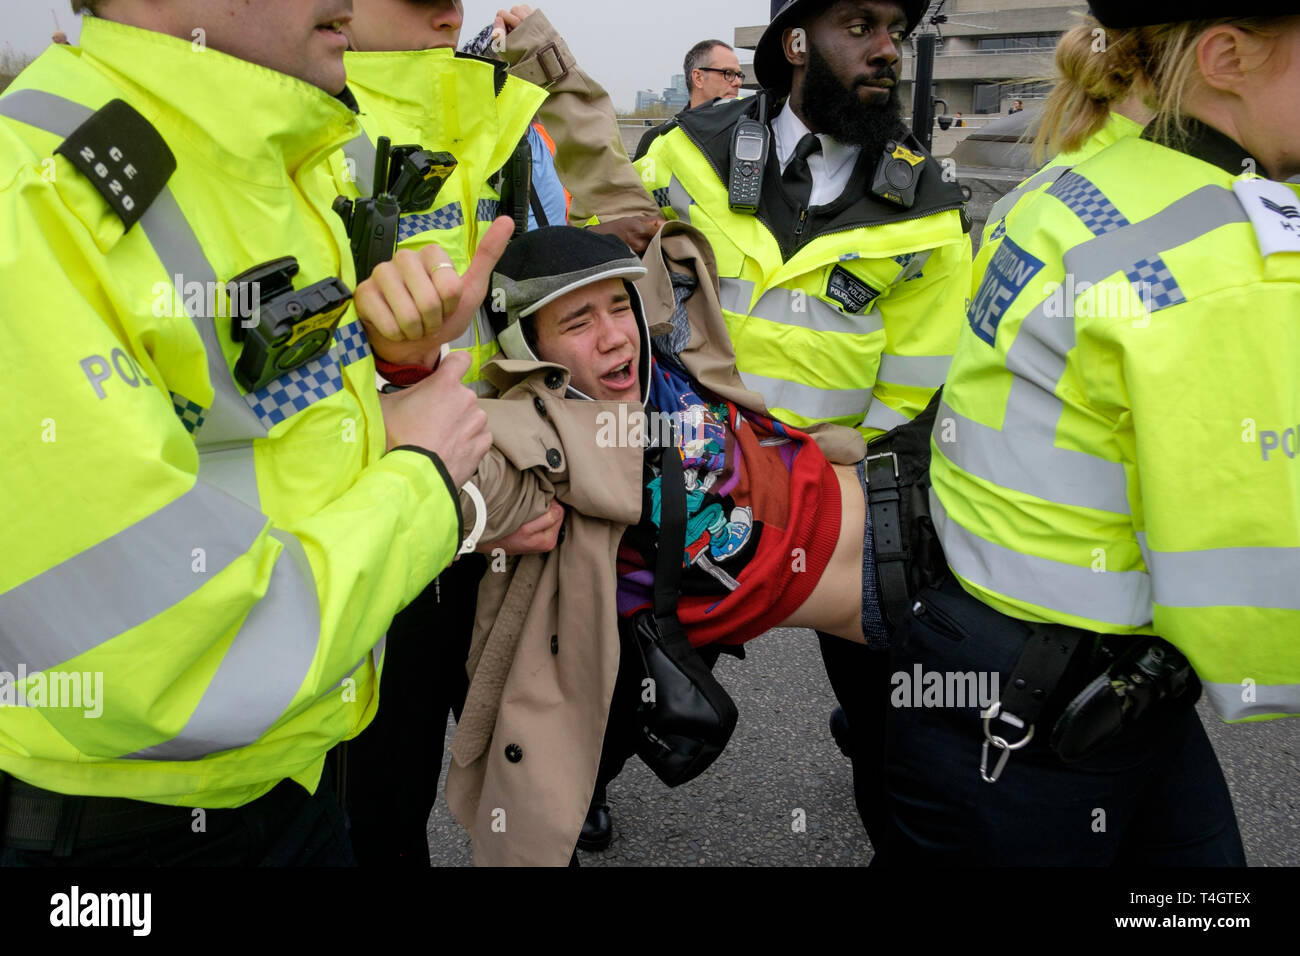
{"left": 54, "top": 98, "right": 175, "bottom": 231}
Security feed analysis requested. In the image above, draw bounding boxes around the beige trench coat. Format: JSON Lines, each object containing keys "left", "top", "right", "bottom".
{"left": 445, "top": 223, "right": 864, "bottom": 865}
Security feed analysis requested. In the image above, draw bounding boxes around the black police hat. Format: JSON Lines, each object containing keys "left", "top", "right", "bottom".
{"left": 754, "top": 0, "right": 930, "bottom": 93}
{"left": 1088, "top": 0, "right": 1296, "bottom": 27}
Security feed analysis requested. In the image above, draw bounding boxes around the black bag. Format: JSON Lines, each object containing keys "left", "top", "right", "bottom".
{"left": 618, "top": 439, "right": 739, "bottom": 788}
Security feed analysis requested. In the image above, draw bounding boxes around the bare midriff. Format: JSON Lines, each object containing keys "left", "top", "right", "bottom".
{"left": 778, "top": 463, "right": 866, "bottom": 643}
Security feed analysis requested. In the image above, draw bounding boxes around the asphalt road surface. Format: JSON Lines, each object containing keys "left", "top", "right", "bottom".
{"left": 427, "top": 627, "right": 1299, "bottom": 866}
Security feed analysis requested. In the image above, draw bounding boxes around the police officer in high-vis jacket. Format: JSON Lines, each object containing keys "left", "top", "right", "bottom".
{"left": 0, "top": 0, "right": 496, "bottom": 865}
{"left": 324, "top": 1, "right": 655, "bottom": 864}
{"left": 883, "top": 0, "right": 1300, "bottom": 866}
{"left": 634, "top": 0, "right": 971, "bottom": 850}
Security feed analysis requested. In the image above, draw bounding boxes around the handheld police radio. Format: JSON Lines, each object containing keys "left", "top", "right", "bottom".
{"left": 870, "top": 139, "right": 927, "bottom": 209}
{"left": 728, "top": 94, "right": 770, "bottom": 214}
{"left": 333, "top": 135, "right": 401, "bottom": 280}
{"left": 495, "top": 136, "right": 533, "bottom": 238}
{"left": 227, "top": 257, "right": 353, "bottom": 392}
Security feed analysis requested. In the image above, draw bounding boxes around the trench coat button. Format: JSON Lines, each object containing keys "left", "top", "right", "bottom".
{"left": 550, "top": 634, "right": 558, "bottom": 655}
{"left": 544, "top": 370, "right": 564, "bottom": 390}
{"left": 505, "top": 744, "right": 523, "bottom": 763}
{"left": 533, "top": 397, "right": 547, "bottom": 417}
{"left": 546, "top": 448, "right": 562, "bottom": 468}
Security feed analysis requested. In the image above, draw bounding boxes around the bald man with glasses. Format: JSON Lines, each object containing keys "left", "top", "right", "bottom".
{"left": 634, "top": 40, "right": 745, "bottom": 161}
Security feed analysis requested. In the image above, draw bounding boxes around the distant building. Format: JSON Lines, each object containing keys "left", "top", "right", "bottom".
{"left": 635, "top": 89, "right": 662, "bottom": 112}
{"left": 734, "top": 0, "right": 1085, "bottom": 116}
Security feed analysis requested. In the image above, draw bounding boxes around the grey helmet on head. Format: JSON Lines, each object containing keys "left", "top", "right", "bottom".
{"left": 486, "top": 226, "right": 653, "bottom": 406}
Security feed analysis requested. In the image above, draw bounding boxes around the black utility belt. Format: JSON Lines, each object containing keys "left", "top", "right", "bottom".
{"left": 980, "top": 609, "right": 1194, "bottom": 782}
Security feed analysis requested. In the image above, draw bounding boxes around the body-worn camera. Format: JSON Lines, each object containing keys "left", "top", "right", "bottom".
{"left": 227, "top": 256, "right": 352, "bottom": 392}
{"left": 871, "top": 139, "right": 927, "bottom": 208}
{"left": 388, "top": 144, "right": 457, "bottom": 213}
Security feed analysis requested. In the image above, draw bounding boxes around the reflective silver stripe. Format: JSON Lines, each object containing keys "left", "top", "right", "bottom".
{"left": 197, "top": 444, "right": 261, "bottom": 511}
{"left": 718, "top": 277, "right": 755, "bottom": 315}
{"left": 0, "top": 483, "right": 266, "bottom": 674}
{"left": 1059, "top": 186, "right": 1246, "bottom": 291}
{"left": 371, "top": 634, "right": 387, "bottom": 673}
{"left": 987, "top": 164, "right": 1070, "bottom": 226}
{"left": 738, "top": 371, "right": 870, "bottom": 422}
{"left": 140, "top": 188, "right": 268, "bottom": 447}
{"left": 129, "top": 530, "right": 321, "bottom": 760}
{"left": 876, "top": 353, "right": 951, "bottom": 388}
{"left": 954, "top": 184, "right": 1248, "bottom": 513}
{"left": 470, "top": 378, "right": 495, "bottom": 397}
{"left": 447, "top": 326, "right": 477, "bottom": 352}
{"left": 1203, "top": 682, "right": 1300, "bottom": 721}
{"left": 750, "top": 288, "right": 885, "bottom": 337}
{"left": 932, "top": 488, "right": 1153, "bottom": 628}
{"left": 0, "top": 87, "right": 92, "bottom": 136}
{"left": 667, "top": 175, "right": 692, "bottom": 224}
{"left": 1138, "top": 537, "right": 1300, "bottom": 611}
{"left": 0, "top": 90, "right": 266, "bottom": 507}
{"left": 935, "top": 400, "right": 1130, "bottom": 513}
{"left": 342, "top": 133, "right": 375, "bottom": 198}
{"left": 861, "top": 399, "right": 911, "bottom": 433}
{"left": 476, "top": 304, "right": 496, "bottom": 348}
{"left": 720, "top": 277, "right": 884, "bottom": 338}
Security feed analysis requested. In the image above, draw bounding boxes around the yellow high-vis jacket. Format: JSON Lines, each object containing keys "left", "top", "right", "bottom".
{"left": 635, "top": 95, "right": 972, "bottom": 444}
{"left": 0, "top": 18, "right": 460, "bottom": 807}
{"left": 328, "top": 48, "right": 546, "bottom": 390}
{"left": 933, "top": 121, "right": 1300, "bottom": 721}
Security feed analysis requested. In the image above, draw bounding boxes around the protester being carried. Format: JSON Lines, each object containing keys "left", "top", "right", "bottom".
{"left": 437, "top": 224, "right": 881, "bottom": 864}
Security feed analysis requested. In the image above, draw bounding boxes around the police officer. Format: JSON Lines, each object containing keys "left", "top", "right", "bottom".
{"left": 0, "top": 0, "right": 494, "bottom": 865}
{"left": 332, "top": 1, "right": 661, "bottom": 865}
{"left": 882, "top": 1, "right": 1300, "bottom": 865}
{"left": 634, "top": 0, "right": 971, "bottom": 851}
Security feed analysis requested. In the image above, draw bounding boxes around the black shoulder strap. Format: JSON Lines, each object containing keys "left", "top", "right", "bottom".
{"left": 653, "top": 436, "right": 686, "bottom": 621}
{"left": 528, "top": 184, "right": 549, "bottom": 228}
{"left": 53, "top": 98, "right": 174, "bottom": 231}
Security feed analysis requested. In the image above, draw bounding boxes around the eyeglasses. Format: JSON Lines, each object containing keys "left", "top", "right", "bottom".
{"left": 697, "top": 67, "right": 746, "bottom": 84}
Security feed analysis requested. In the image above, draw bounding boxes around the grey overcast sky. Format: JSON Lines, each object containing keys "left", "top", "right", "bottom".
{"left": 0, "top": 0, "right": 773, "bottom": 111}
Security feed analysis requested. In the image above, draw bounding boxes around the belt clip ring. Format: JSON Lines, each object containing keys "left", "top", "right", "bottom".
{"left": 979, "top": 700, "right": 1035, "bottom": 784}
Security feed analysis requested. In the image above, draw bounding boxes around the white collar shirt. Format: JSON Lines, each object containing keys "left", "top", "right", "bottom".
{"left": 771, "top": 103, "right": 862, "bottom": 208}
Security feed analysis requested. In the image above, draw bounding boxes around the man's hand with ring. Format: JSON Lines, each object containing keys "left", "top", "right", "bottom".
{"left": 354, "top": 216, "right": 515, "bottom": 368}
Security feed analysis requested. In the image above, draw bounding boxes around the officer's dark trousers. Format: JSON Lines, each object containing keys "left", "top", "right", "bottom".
{"left": 816, "top": 634, "right": 893, "bottom": 851}
{"left": 343, "top": 554, "right": 484, "bottom": 867}
{"left": 876, "top": 575, "right": 1246, "bottom": 867}
{"left": 0, "top": 776, "right": 353, "bottom": 866}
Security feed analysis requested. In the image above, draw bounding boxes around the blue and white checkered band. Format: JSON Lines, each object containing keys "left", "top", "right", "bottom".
{"left": 476, "top": 198, "right": 500, "bottom": 222}
{"left": 397, "top": 202, "right": 466, "bottom": 241}
{"left": 988, "top": 219, "right": 1007, "bottom": 242}
{"left": 171, "top": 392, "right": 206, "bottom": 435}
{"left": 1047, "top": 172, "right": 1186, "bottom": 314}
{"left": 1125, "top": 255, "right": 1187, "bottom": 312}
{"left": 653, "top": 187, "right": 671, "bottom": 209}
{"left": 1047, "top": 172, "right": 1130, "bottom": 236}
{"left": 241, "top": 318, "right": 373, "bottom": 431}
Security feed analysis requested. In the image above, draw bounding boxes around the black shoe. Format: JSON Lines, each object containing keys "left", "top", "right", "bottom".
{"left": 576, "top": 789, "right": 612, "bottom": 852}
{"left": 829, "top": 706, "right": 852, "bottom": 759}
